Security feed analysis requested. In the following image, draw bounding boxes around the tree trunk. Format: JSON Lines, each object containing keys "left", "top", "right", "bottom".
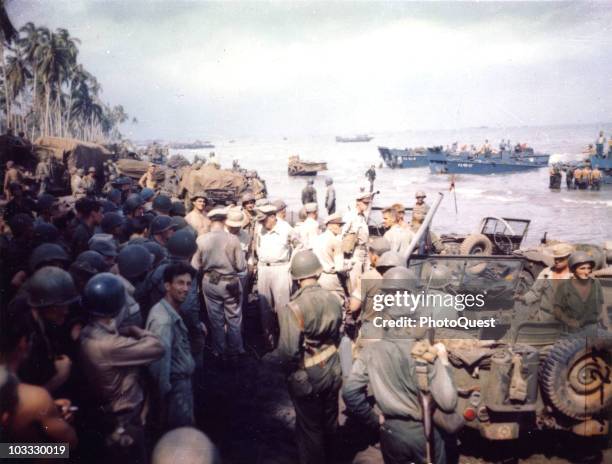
{"left": 0, "top": 41, "right": 11, "bottom": 131}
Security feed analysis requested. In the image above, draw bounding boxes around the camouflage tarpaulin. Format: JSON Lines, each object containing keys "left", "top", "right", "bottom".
{"left": 179, "top": 164, "right": 265, "bottom": 198}
{"left": 34, "top": 137, "right": 113, "bottom": 173}
{"left": 116, "top": 159, "right": 166, "bottom": 181}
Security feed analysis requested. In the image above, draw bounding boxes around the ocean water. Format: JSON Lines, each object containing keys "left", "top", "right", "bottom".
{"left": 171, "top": 123, "right": 612, "bottom": 246}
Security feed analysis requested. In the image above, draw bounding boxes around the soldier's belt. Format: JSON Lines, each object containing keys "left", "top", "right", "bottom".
{"left": 259, "top": 261, "right": 289, "bottom": 266}
{"left": 204, "top": 271, "right": 237, "bottom": 281}
{"left": 303, "top": 345, "right": 337, "bottom": 368}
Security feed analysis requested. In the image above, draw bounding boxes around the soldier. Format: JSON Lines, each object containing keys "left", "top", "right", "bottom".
{"left": 391, "top": 203, "right": 410, "bottom": 230}
{"left": 81, "top": 167, "right": 98, "bottom": 196}
{"left": 3, "top": 183, "right": 36, "bottom": 221}
{"left": 274, "top": 250, "right": 343, "bottom": 464}
{"left": 71, "top": 168, "right": 85, "bottom": 198}
{"left": 313, "top": 213, "right": 347, "bottom": 302}
{"left": 565, "top": 166, "right": 574, "bottom": 190}
{"left": 3, "top": 161, "right": 23, "bottom": 200}
{"left": 79, "top": 273, "right": 164, "bottom": 462}
{"left": 301, "top": 179, "right": 317, "bottom": 205}
{"left": 516, "top": 243, "right": 573, "bottom": 322}
{"left": 343, "top": 266, "right": 458, "bottom": 464}
{"left": 383, "top": 206, "right": 414, "bottom": 262}
{"left": 140, "top": 188, "right": 155, "bottom": 211}
{"left": 146, "top": 262, "right": 197, "bottom": 429}
{"left": 413, "top": 191, "right": 430, "bottom": 218}
{"left": 553, "top": 251, "right": 610, "bottom": 331}
{"left": 573, "top": 166, "right": 582, "bottom": 190}
{"left": 342, "top": 191, "right": 372, "bottom": 291}
{"left": 71, "top": 198, "right": 103, "bottom": 258}
{"left": 19, "top": 267, "right": 79, "bottom": 393}
{"left": 149, "top": 215, "right": 175, "bottom": 250}
{"left": 101, "top": 212, "right": 127, "bottom": 243}
{"left": 596, "top": 130, "right": 606, "bottom": 157}
{"left": 117, "top": 244, "right": 155, "bottom": 316}
{"left": 139, "top": 163, "right": 158, "bottom": 190}
{"left": 365, "top": 165, "right": 376, "bottom": 192}
{"left": 325, "top": 178, "right": 336, "bottom": 215}
{"left": 184, "top": 191, "right": 211, "bottom": 236}
{"left": 273, "top": 199, "right": 289, "bottom": 224}
{"left": 193, "top": 208, "right": 246, "bottom": 360}
{"left": 153, "top": 195, "right": 173, "bottom": 216}
{"left": 255, "top": 204, "right": 294, "bottom": 349}
{"left": 226, "top": 208, "right": 251, "bottom": 312}
{"left": 299, "top": 202, "right": 320, "bottom": 249}
{"left": 35, "top": 155, "right": 51, "bottom": 194}
{"left": 581, "top": 165, "right": 592, "bottom": 189}
{"left": 591, "top": 167, "right": 602, "bottom": 190}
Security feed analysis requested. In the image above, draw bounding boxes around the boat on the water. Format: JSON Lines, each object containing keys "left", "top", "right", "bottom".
{"left": 335, "top": 134, "right": 373, "bottom": 143}
{"left": 378, "top": 146, "right": 429, "bottom": 168}
{"left": 428, "top": 147, "right": 550, "bottom": 175}
{"left": 287, "top": 155, "right": 328, "bottom": 176}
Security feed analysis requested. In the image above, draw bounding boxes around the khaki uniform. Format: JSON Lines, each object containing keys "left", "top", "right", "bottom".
{"left": 185, "top": 209, "right": 211, "bottom": 236}
{"left": 194, "top": 229, "right": 246, "bottom": 355}
{"left": 384, "top": 224, "right": 415, "bottom": 262}
{"left": 71, "top": 174, "right": 83, "bottom": 197}
{"left": 313, "top": 229, "right": 345, "bottom": 301}
{"left": 299, "top": 216, "right": 320, "bottom": 250}
{"left": 342, "top": 210, "right": 369, "bottom": 291}
{"left": 80, "top": 175, "right": 96, "bottom": 195}
{"left": 523, "top": 267, "right": 571, "bottom": 321}
{"left": 35, "top": 160, "right": 50, "bottom": 193}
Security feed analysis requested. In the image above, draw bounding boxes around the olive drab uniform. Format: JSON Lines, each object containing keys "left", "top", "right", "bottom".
{"left": 301, "top": 185, "right": 317, "bottom": 205}
{"left": 275, "top": 283, "right": 343, "bottom": 464}
{"left": 343, "top": 339, "right": 458, "bottom": 464}
{"left": 341, "top": 210, "right": 369, "bottom": 292}
{"left": 522, "top": 267, "right": 571, "bottom": 322}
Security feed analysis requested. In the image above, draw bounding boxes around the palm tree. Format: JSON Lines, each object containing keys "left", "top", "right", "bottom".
{"left": 18, "top": 22, "right": 45, "bottom": 136}
{"left": 0, "top": 0, "right": 18, "bottom": 130}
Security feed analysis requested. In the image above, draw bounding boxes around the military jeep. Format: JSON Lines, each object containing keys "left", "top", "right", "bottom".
{"left": 407, "top": 254, "right": 612, "bottom": 441}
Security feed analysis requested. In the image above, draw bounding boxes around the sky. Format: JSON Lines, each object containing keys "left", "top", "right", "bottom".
{"left": 6, "top": 1, "right": 612, "bottom": 140}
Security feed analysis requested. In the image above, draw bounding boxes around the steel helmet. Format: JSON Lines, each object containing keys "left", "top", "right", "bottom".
{"left": 150, "top": 215, "right": 173, "bottom": 236}
{"left": 89, "top": 237, "right": 118, "bottom": 258}
{"left": 29, "top": 243, "right": 69, "bottom": 271}
{"left": 167, "top": 229, "right": 197, "bottom": 259}
{"left": 118, "top": 244, "right": 154, "bottom": 278}
{"left": 8, "top": 213, "right": 34, "bottom": 236}
{"left": 380, "top": 266, "right": 418, "bottom": 292}
{"left": 101, "top": 212, "right": 125, "bottom": 233}
{"left": 26, "top": 266, "right": 79, "bottom": 308}
{"left": 83, "top": 273, "right": 126, "bottom": 318}
{"left": 568, "top": 251, "right": 596, "bottom": 271}
{"left": 123, "top": 194, "right": 144, "bottom": 214}
{"left": 170, "top": 201, "right": 186, "bottom": 217}
{"left": 171, "top": 216, "right": 188, "bottom": 231}
{"left": 153, "top": 195, "right": 172, "bottom": 214}
{"left": 241, "top": 192, "right": 256, "bottom": 204}
{"left": 32, "top": 223, "right": 60, "bottom": 246}
{"left": 36, "top": 193, "right": 56, "bottom": 212}
{"left": 426, "top": 264, "right": 452, "bottom": 290}
{"left": 100, "top": 199, "right": 119, "bottom": 213}
{"left": 143, "top": 241, "right": 166, "bottom": 266}
{"left": 140, "top": 188, "right": 155, "bottom": 202}
{"left": 72, "top": 250, "right": 109, "bottom": 276}
{"left": 107, "top": 188, "right": 122, "bottom": 203}
{"left": 290, "top": 250, "right": 323, "bottom": 280}
{"left": 376, "top": 251, "right": 404, "bottom": 269}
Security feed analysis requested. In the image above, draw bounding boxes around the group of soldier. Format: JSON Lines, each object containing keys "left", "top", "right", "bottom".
{"left": 0, "top": 148, "right": 465, "bottom": 464}
{"left": 550, "top": 163, "right": 604, "bottom": 190}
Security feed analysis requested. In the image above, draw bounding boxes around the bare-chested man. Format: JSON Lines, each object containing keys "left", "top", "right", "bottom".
{"left": 3, "top": 161, "right": 23, "bottom": 200}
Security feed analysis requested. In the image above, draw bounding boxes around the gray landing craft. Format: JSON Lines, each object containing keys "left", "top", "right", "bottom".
{"left": 589, "top": 152, "right": 612, "bottom": 184}
{"left": 428, "top": 147, "right": 551, "bottom": 175}
{"left": 378, "top": 146, "right": 429, "bottom": 168}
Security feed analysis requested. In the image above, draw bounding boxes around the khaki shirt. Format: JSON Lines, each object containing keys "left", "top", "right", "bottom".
{"left": 79, "top": 319, "right": 164, "bottom": 413}
{"left": 185, "top": 209, "right": 211, "bottom": 236}
{"left": 342, "top": 210, "right": 369, "bottom": 251}
{"left": 256, "top": 222, "right": 292, "bottom": 264}
{"left": 192, "top": 229, "right": 246, "bottom": 275}
{"left": 299, "top": 217, "right": 320, "bottom": 250}
{"left": 523, "top": 267, "right": 570, "bottom": 318}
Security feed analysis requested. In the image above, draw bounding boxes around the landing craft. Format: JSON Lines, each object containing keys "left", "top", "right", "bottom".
{"left": 428, "top": 147, "right": 550, "bottom": 175}
{"left": 378, "top": 146, "right": 429, "bottom": 168}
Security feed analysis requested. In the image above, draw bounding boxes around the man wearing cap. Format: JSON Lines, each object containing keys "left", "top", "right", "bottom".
{"left": 299, "top": 202, "right": 320, "bottom": 249}
{"left": 185, "top": 192, "right": 211, "bottom": 236}
{"left": 301, "top": 179, "right": 317, "bottom": 205}
{"left": 342, "top": 192, "right": 372, "bottom": 291}
{"left": 255, "top": 204, "right": 294, "bottom": 349}
{"left": 193, "top": 208, "right": 246, "bottom": 359}
{"left": 517, "top": 243, "right": 573, "bottom": 321}
{"left": 226, "top": 207, "right": 251, "bottom": 312}
{"left": 139, "top": 163, "right": 158, "bottom": 190}
{"left": 383, "top": 206, "right": 414, "bottom": 262}
{"left": 325, "top": 178, "right": 336, "bottom": 215}
{"left": 313, "top": 213, "right": 347, "bottom": 301}
{"left": 413, "top": 191, "right": 429, "bottom": 218}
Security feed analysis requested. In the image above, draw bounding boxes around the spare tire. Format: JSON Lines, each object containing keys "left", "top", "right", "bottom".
{"left": 540, "top": 332, "right": 612, "bottom": 420}
{"left": 460, "top": 233, "right": 493, "bottom": 255}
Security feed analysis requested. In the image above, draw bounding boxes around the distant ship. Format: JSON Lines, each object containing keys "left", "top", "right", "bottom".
{"left": 169, "top": 140, "right": 215, "bottom": 149}
{"left": 335, "top": 134, "right": 373, "bottom": 143}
